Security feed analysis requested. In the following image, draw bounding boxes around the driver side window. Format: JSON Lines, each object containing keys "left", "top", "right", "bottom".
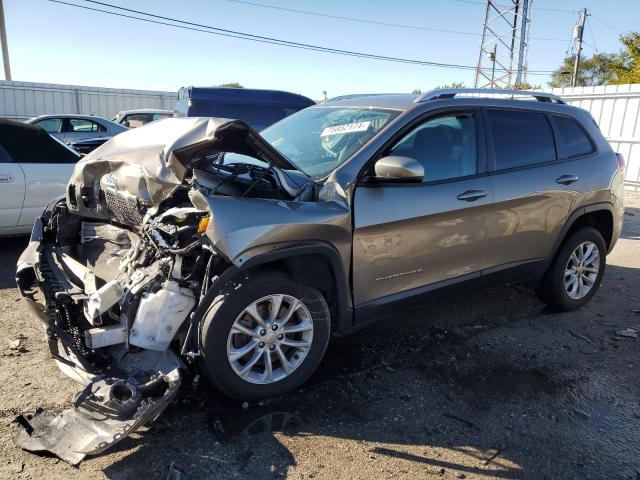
{"left": 390, "top": 113, "right": 477, "bottom": 183}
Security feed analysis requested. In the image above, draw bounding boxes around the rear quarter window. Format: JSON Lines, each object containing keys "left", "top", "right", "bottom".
{"left": 552, "top": 115, "right": 594, "bottom": 158}
{"left": 487, "top": 110, "right": 557, "bottom": 170}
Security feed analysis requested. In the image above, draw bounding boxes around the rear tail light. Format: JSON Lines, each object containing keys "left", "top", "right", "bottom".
{"left": 616, "top": 152, "right": 625, "bottom": 172}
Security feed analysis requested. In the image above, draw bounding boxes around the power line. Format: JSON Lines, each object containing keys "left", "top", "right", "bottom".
{"left": 586, "top": 15, "right": 598, "bottom": 52}
{"left": 448, "top": 0, "right": 578, "bottom": 13}
{"left": 228, "top": 0, "right": 566, "bottom": 42}
{"left": 590, "top": 14, "right": 624, "bottom": 34}
{"left": 228, "top": 0, "right": 478, "bottom": 36}
{"left": 44, "top": 0, "right": 557, "bottom": 75}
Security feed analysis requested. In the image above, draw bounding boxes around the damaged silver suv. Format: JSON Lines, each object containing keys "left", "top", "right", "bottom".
{"left": 15, "top": 89, "right": 624, "bottom": 463}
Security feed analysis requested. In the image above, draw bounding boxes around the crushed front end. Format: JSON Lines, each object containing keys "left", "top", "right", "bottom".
{"left": 13, "top": 117, "right": 347, "bottom": 464}
{"left": 12, "top": 118, "right": 248, "bottom": 464}
{"left": 14, "top": 198, "right": 210, "bottom": 464}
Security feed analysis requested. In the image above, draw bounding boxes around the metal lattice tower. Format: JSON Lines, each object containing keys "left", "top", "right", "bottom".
{"left": 474, "top": 0, "right": 533, "bottom": 89}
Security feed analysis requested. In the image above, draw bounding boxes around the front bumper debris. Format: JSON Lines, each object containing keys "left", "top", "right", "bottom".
{"left": 15, "top": 349, "right": 182, "bottom": 465}
{"left": 14, "top": 216, "right": 184, "bottom": 465}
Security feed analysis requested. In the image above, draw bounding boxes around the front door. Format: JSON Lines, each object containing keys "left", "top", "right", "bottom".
{"left": 353, "top": 111, "right": 493, "bottom": 307}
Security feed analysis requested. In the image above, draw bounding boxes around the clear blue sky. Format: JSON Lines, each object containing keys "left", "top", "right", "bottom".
{"left": 5, "top": 0, "right": 639, "bottom": 99}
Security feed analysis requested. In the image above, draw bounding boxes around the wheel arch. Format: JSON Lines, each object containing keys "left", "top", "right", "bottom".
{"left": 548, "top": 203, "right": 615, "bottom": 269}
{"left": 214, "top": 244, "right": 353, "bottom": 332}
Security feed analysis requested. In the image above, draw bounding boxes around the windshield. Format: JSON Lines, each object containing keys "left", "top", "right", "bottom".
{"left": 259, "top": 106, "right": 398, "bottom": 178}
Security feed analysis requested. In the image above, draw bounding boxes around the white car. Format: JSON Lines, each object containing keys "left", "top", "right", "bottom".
{"left": 112, "top": 109, "right": 174, "bottom": 128}
{"left": 0, "top": 119, "right": 81, "bottom": 235}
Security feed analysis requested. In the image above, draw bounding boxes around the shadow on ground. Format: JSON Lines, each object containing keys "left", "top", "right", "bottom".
{"left": 99, "top": 262, "right": 640, "bottom": 480}
{"left": 0, "top": 236, "right": 27, "bottom": 289}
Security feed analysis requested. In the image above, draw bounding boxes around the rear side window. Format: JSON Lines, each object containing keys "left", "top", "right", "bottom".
{"left": 68, "top": 118, "right": 106, "bottom": 133}
{"left": 553, "top": 115, "right": 594, "bottom": 158}
{"left": 123, "top": 114, "right": 151, "bottom": 128}
{"left": 34, "top": 118, "right": 62, "bottom": 133}
{"left": 487, "top": 110, "right": 556, "bottom": 170}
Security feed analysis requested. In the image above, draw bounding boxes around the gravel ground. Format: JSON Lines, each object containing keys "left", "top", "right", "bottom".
{"left": 0, "top": 192, "right": 639, "bottom": 480}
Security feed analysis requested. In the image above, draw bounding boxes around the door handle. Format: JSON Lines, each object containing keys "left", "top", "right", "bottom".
{"left": 457, "top": 189, "right": 487, "bottom": 202}
{"left": 0, "top": 174, "right": 13, "bottom": 183}
{"left": 556, "top": 174, "right": 578, "bottom": 185}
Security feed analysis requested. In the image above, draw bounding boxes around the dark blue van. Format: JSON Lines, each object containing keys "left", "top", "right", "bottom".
{"left": 174, "top": 87, "right": 315, "bottom": 131}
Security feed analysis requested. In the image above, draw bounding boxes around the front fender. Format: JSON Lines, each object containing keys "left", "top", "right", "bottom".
{"left": 190, "top": 191, "right": 352, "bottom": 270}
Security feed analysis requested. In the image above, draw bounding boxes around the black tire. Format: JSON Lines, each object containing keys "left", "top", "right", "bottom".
{"left": 537, "top": 227, "right": 606, "bottom": 311}
{"left": 196, "top": 271, "right": 331, "bottom": 400}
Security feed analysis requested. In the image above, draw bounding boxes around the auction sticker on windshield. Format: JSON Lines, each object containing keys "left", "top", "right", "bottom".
{"left": 321, "top": 121, "right": 371, "bottom": 137}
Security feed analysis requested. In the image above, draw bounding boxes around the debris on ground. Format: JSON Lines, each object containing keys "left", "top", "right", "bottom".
{"left": 615, "top": 328, "right": 638, "bottom": 338}
{"left": 568, "top": 330, "right": 591, "bottom": 343}
{"left": 165, "top": 462, "right": 183, "bottom": 480}
{"left": 482, "top": 446, "right": 507, "bottom": 465}
{"left": 443, "top": 413, "right": 480, "bottom": 430}
{"left": 5, "top": 336, "right": 28, "bottom": 355}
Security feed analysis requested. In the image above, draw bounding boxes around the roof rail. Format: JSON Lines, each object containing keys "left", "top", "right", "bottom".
{"left": 325, "top": 93, "right": 404, "bottom": 102}
{"left": 415, "top": 88, "right": 565, "bottom": 104}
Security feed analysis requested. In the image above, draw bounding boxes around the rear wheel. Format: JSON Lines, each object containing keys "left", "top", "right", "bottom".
{"left": 197, "top": 271, "right": 331, "bottom": 400}
{"left": 537, "top": 227, "right": 606, "bottom": 311}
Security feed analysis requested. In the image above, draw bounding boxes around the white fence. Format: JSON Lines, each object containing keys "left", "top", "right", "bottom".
{"left": 0, "top": 80, "right": 176, "bottom": 120}
{"left": 550, "top": 84, "right": 640, "bottom": 190}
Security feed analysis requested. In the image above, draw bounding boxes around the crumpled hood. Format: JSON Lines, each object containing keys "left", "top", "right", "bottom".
{"left": 67, "top": 117, "right": 298, "bottom": 210}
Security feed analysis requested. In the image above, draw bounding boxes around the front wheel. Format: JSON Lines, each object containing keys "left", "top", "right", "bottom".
{"left": 197, "top": 271, "right": 331, "bottom": 400}
{"left": 537, "top": 227, "right": 606, "bottom": 311}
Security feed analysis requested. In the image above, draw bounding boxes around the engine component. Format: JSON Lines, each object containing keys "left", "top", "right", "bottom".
{"left": 78, "top": 221, "right": 137, "bottom": 282}
{"left": 129, "top": 280, "right": 195, "bottom": 350}
{"left": 84, "top": 324, "right": 127, "bottom": 349}
{"left": 86, "top": 279, "right": 123, "bottom": 321}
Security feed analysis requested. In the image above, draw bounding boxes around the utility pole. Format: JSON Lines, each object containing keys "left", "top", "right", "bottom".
{"left": 474, "top": 0, "right": 533, "bottom": 89}
{"left": 0, "top": 0, "right": 11, "bottom": 81}
{"left": 571, "top": 8, "right": 587, "bottom": 88}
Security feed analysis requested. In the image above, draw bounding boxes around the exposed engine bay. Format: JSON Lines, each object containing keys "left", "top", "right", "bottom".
{"left": 13, "top": 117, "right": 333, "bottom": 464}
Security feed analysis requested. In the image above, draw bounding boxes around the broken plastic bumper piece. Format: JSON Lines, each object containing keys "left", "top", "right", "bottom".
{"left": 15, "top": 349, "right": 182, "bottom": 465}
{"left": 14, "top": 218, "right": 185, "bottom": 465}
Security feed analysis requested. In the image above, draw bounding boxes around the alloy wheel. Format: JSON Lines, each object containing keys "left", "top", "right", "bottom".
{"left": 564, "top": 241, "right": 600, "bottom": 300}
{"left": 226, "top": 294, "right": 314, "bottom": 384}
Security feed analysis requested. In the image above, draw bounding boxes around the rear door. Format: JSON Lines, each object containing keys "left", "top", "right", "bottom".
{"left": 482, "top": 108, "right": 594, "bottom": 275}
{"left": 17, "top": 142, "right": 80, "bottom": 228}
{"left": 353, "top": 110, "right": 493, "bottom": 306}
{"left": 0, "top": 146, "right": 26, "bottom": 229}
{"left": 63, "top": 118, "right": 107, "bottom": 141}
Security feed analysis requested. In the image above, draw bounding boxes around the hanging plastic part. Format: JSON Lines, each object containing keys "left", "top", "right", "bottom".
{"left": 15, "top": 349, "right": 182, "bottom": 465}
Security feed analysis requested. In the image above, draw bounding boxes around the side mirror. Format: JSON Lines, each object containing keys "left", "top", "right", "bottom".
{"left": 372, "top": 155, "right": 424, "bottom": 183}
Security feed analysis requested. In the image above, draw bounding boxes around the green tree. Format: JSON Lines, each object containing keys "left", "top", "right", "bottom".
{"left": 548, "top": 53, "right": 617, "bottom": 87}
{"left": 512, "top": 82, "right": 542, "bottom": 90}
{"left": 434, "top": 81, "right": 466, "bottom": 89}
{"left": 218, "top": 82, "right": 244, "bottom": 88}
{"left": 609, "top": 32, "right": 640, "bottom": 84}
